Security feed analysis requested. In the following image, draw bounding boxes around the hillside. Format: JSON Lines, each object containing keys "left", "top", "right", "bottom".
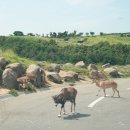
{"left": 0, "top": 35, "right": 130, "bottom": 65}
{"left": 1, "top": 35, "right": 130, "bottom": 46}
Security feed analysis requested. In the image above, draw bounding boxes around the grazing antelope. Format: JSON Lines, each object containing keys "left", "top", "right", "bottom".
{"left": 52, "top": 87, "right": 77, "bottom": 117}
{"left": 92, "top": 79, "right": 120, "bottom": 97}
{"left": 17, "top": 75, "right": 36, "bottom": 91}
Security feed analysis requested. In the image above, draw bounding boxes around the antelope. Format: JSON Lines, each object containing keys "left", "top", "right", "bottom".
{"left": 52, "top": 87, "right": 77, "bottom": 117}
{"left": 17, "top": 75, "right": 36, "bottom": 91}
{"left": 92, "top": 79, "right": 120, "bottom": 97}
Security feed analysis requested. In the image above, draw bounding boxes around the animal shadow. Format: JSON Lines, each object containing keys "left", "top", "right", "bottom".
{"left": 63, "top": 113, "right": 91, "bottom": 120}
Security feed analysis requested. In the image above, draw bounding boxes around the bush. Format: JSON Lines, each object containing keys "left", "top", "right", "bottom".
{"left": 9, "top": 89, "right": 18, "bottom": 96}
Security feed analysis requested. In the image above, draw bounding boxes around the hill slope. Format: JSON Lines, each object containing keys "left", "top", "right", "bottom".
{"left": 0, "top": 35, "right": 130, "bottom": 65}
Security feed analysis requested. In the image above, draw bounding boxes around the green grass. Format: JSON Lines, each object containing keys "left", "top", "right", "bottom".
{"left": 9, "top": 89, "right": 18, "bottom": 96}
{"left": 0, "top": 49, "right": 36, "bottom": 67}
{"left": 4, "top": 35, "right": 130, "bottom": 47}
{"left": 1, "top": 36, "right": 130, "bottom": 78}
{"left": 61, "top": 64, "right": 88, "bottom": 76}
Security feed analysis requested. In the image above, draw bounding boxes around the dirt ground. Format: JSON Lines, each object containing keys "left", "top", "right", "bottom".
{"left": 0, "top": 88, "right": 10, "bottom": 96}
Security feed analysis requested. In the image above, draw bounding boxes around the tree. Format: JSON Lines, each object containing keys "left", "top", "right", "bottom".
{"left": 76, "top": 32, "right": 84, "bottom": 37}
{"left": 86, "top": 32, "right": 89, "bottom": 36}
{"left": 73, "top": 30, "right": 77, "bottom": 37}
{"left": 100, "top": 32, "right": 104, "bottom": 36}
{"left": 27, "top": 33, "right": 35, "bottom": 36}
{"left": 90, "top": 32, "right": 95, "bottom": 36}
{"left": 13, "top": 31, "right": 24, "bottom": 36}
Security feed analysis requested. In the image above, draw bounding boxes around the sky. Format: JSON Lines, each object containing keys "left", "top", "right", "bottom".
{"left": 0, "top": 0, "right": 130, "bottom": 35}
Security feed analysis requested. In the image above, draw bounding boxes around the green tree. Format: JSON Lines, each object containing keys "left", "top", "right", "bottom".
{"left": 100, "top": 32, "right": 104, "bottom": 36}
{"left": 27, "top": 33, "right": 35, "bottom": 36}
{"left": 13, "top": 31, "right": 24, "bottom": 36}
{"left": 90, "top": 32, "right": 95, "bottom": 36}
{"left": 86, "top": 32, "right": 89, "bottom": 36}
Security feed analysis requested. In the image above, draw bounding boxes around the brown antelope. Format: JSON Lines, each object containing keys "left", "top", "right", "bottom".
{"left": 52, "top": 87, "right": 77, "bottom": 117}
{"left": 17, "top": 75, "right": 36, "bottom": 91}
{"left": 92, "top": 79, "right": 120, "bottom": 97}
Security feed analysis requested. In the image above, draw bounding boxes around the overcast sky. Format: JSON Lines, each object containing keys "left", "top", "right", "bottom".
{"left": 0, "top": 0, "right": 130, "bottom": 35}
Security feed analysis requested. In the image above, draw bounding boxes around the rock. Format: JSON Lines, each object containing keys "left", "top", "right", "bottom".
{"left": 2, "top": 68, "right": 19, "bottom": 89}
{"left": 102, "top": 63, "right": 111, "bottom": 68}
{"left": 104, "top": 67, "right": 120, "bottom": 77}
{"left": 0, "top": 57, "right": 9, "bottom": 69}
{"left": 65, "top": 63, "right": 73, "bottom": 66}
{"left": 47, "top": 72, "right": 62, "bottom": 84}
{"left": 89, "top": 70, "right": 106, "bottom": 80}
{"left": 88, "top": 64, "right": 98, "bottom": 72}
{"left": 62, "top": 71, "right": 79, "bottom": 82}
{"left": 26, "top": 64, "right": 46, "bottom": 87}
{"left": 48, "top": 64, "right": 60, "bottom": 73}
{"left": 6, "top": 63, "right": 25, "bottom": 77}
{"left": 75, "top": 61, "right": 85, "bottom": 68}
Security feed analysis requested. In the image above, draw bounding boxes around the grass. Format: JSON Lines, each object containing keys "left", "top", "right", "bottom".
{"left": 1, "top": 36, "right": 130, "bottom": 79}
{"left": 4, "top": 35, "right": 130, "bottom": 47}
{"left": 116, "top": 65, "right": 130, "bottom": 78}
{"left": 9, "top": 89, "right": 18, "bottom": 96}
{"left": 1, "top": 48, "right": 130, "bottom": 78}
{"left": 0, "top": 49, "right": 36, "bottom": 67}
{"left": 61, "top": 64, "right": 88, "bottom": 76}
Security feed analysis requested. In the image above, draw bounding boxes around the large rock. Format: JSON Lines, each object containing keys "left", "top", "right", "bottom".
{"left": 0, "top": 57, "right": 9, "bottom": 69}
{"left": 60, "top": 71, "right": 79, "bottom": 82}
{"left": 89, "top": 70, "right": 106, "bottom": 80}
{"left": 75, "top": 61, "right": 85, "bottom": 68}
{"left": 6, "top": 63, "right": 25, "bottom": 77}
{"left": 48, "top": 64, "right": 60, "bottom": 73}
{"left": 104, "top": 67, "right": 120, "bottom": 77}
{"left": 65, "top": 63, "right": 73, "bottom": 66}
{"left": 47, "top": 72, "right": 62, "bottom": 84}
{"left": 88, "top": 64, "right": 98, "bottom": 72}
{"left": 2, "top": 68, "right": 19, "bottom": 89}
{"left": 26, "top": 64, "right": 46, "bottom": 87}
{"left": 102, "top": 63, "right": 111, "bottom": 68}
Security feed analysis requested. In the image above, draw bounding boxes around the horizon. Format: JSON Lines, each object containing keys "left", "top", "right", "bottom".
{"left": 0, "top": 0, "right": 130, "bottom": 36}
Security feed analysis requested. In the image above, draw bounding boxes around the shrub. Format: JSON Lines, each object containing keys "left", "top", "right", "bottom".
{"left": 9, "top": 89, "right": 18, "bottom": 96}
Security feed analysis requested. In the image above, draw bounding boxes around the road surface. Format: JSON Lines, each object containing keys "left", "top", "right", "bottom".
{"left": 0, "top": 78, "right": 130, "bottom": 130}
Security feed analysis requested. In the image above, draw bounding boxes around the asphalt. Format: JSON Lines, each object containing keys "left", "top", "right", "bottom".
{"left": 0, "top": 78, "right": 130, "bottom": 130}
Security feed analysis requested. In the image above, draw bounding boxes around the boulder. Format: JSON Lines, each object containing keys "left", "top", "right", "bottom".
{"left": 104, "top": 67, "right": 120, "bottom": 77}
{"left": 65, "top": 63, "right": 73, "bottom": 66}
{"left": 0, "top": 57, "right": 9, "bottom": 69}
{"left": 102, "top": 63, "right": 111, "bottom": 68}
{"left": 48, "top": 64, "right": 60, "bottom": 73}
{"left": 89, "top": 70, "right": 106, "bottom": 80}
{"left": 2, "top": 68, "right": 19, "bottom": 89}
{"left": 88, "top": 64, "right": 98, "bottom": 72}
{"left": 26, "top": 64, "right": 46, "bottom": 87}
{"left": 75, "top": 61, "right": 85, "bottom": 68}
{"left": 47, "top": 72, "right": 62, "bottom": 84}
{"left": 61, "top": 71, "right": 79, "bottom": 82}
{"left": 6, "top": 63, "right": 25, "bottom": 77}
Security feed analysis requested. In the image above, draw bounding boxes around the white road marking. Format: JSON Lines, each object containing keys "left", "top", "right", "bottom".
{"left": 88, "top": 97, "right": 105, "bottom": 108}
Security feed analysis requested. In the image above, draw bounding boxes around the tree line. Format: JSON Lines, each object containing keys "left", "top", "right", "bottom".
{"left": 12, "top": 30, "right": 95, "bottom": 38}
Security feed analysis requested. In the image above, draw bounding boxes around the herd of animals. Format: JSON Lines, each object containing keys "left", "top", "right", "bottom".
{"left": 52, "top": 79, "right": 120, "bottom": 117}
{"left": 15, "top": 63, "right": 120, "bottom": 117}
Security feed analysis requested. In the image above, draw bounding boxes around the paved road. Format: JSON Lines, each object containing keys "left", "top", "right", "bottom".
{"left": 0, "top": 78, "right": 130, "bottom": 130}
